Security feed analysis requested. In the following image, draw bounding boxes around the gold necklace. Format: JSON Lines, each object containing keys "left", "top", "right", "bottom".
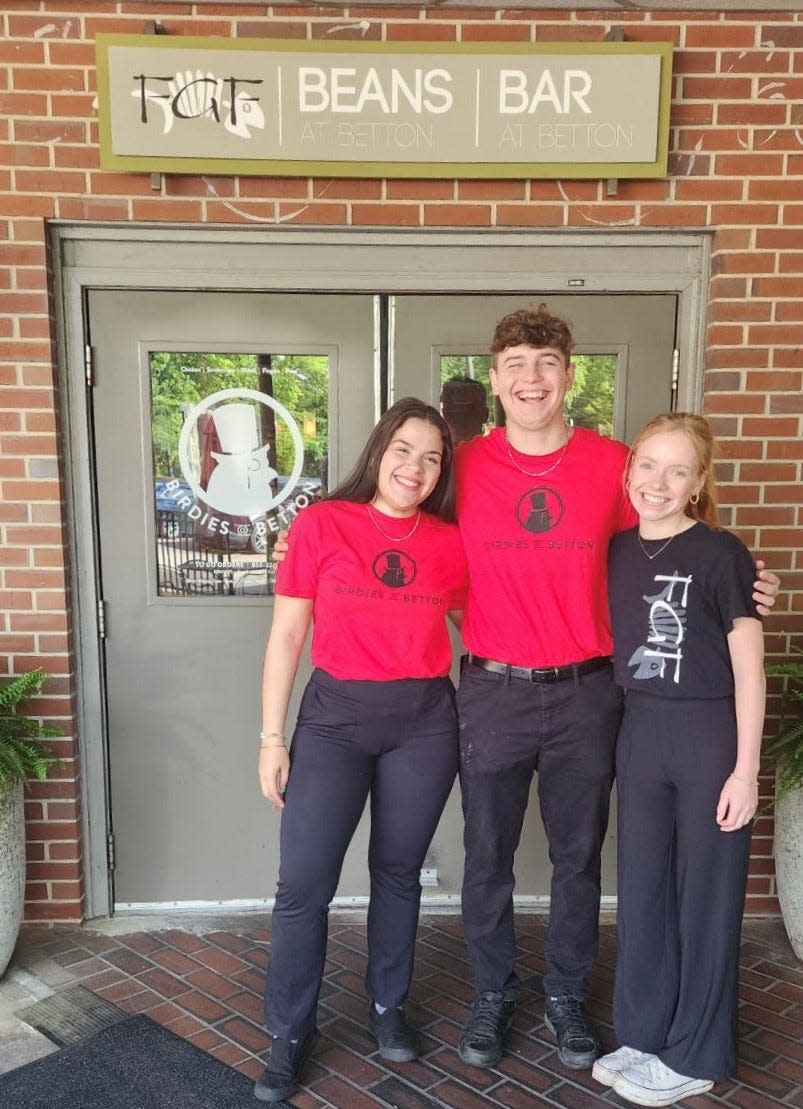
{"left": 504, "top": 433, "right": 571, "bottom": 478}
{"left": 366, "top": 503, "right": 422, "bottom": 542}
{"left": 637, "top": 531, "right": 678, "bottom": 560}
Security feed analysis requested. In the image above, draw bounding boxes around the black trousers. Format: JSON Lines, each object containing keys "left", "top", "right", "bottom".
{"left": 264, "top": 669, "right": 458, "bottom": 1041}
{"left": 457, "top": 660, "right": 622, "bottom": 1000}
{"left": 614, "top": 691, "right": 751, "bottom": 1081}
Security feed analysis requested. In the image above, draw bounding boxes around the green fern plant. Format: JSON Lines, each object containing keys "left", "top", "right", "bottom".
{"left": 0, "top": 669, "right": 62, "bottom": 788}
{"left": 765, "top": 647, "right": 803, "bottom": 804}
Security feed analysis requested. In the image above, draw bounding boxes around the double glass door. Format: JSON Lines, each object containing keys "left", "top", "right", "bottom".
{"left": 88, "top": 290, "right": 675, "bottom": 908}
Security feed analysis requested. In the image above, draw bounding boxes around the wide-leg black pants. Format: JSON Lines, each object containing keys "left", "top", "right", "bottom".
{"left": 614, "top": 690, "right": 751, "bottom": 1081}
{"left": 264, "top": 669, "right": 458, "bottom": 1041}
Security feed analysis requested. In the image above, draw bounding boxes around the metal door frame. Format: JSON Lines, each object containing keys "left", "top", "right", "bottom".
{"left": 52, "top": 226, "right": 711, "bottom": 918}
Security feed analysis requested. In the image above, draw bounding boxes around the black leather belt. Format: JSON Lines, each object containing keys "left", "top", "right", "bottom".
{"left": 467, "top": 653, "right": 612, "bottom": 684}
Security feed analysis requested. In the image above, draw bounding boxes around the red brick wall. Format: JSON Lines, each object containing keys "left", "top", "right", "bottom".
{"left": 1, "top": 4, "right": 800, "bottom": 921}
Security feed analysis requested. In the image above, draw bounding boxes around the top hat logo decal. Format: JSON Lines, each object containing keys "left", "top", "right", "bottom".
{"left": 515, "top": 487, "right": 564, "bottom": 533}
{"left": 372, "top": 550, "right": 417, "bottom": 589}
{"left": 178, "top": 388, "right": 304, "bottom": 518}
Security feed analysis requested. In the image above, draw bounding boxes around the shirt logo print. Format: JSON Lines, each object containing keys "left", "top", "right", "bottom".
{"left": 372, "top": 550, "right": 417, "bottom": 589}
{"left": 628, "top": 571, "right": 693, "bottom": 684}
{"left": 515, "top": 487, "right": 564, "bottom": 533}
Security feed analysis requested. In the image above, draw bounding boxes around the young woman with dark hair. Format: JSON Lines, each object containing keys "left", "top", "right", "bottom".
{"left": 255, "top": 397, "right": 467, "bottom": 1103}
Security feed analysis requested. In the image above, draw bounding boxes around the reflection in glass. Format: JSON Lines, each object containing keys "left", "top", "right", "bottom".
{"left": 439, "top": 355, "right": 494, "bottom": 444}
{"left": 151, "top": 352, "right": 328, "bottom": 598}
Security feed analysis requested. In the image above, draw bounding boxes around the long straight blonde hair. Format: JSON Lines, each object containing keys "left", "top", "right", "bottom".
{"left": 626, "top": 412, "right": 720, "bottom": 529}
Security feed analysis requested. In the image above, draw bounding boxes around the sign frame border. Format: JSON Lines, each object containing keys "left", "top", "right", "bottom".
{"left": 96, "top": 34, "right": 674, "bottom": 180}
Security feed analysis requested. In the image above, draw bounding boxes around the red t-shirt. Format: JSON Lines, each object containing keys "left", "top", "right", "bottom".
{"left": 456, "top": 427, "right": 636, "bottom": 668}
{"left": 276, "top": 499, "right": 468, "bottom": 680}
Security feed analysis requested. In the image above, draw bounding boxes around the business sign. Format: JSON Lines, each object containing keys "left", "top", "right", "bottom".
{"left": 96, "top": 35, "right": 672, "bottom": 179}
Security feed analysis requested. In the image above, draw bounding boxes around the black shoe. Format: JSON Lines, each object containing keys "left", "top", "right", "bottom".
{"left": 543, "top": 994, "right": 599, "bottom": 1070}
{"left": 254, "top": 1028, "right": 320, "bottom": 1102}
{"left": 458, "top": 991, "right": 515, "bottom": 1069}
{"left": 368, "top": 1004, "right": 420, "bottom": 1061}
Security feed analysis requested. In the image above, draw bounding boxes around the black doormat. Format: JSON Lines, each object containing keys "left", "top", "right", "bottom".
{"left": 0, "top": 1014, "right": 260, "bottom": 1108}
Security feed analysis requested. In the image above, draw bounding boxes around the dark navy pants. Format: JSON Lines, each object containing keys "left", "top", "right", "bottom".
{"left": 614, "top": 691, "right": 751, "bottom": 1081}
{"left": 264, "top": 669, "right": 458, "bottom": 1041}
{"left": 457, "top": 659, "right": 622, "bottom": 1000}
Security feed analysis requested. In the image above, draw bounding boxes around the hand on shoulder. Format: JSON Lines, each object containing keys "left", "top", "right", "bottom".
{"left": 753, "top": 559, "right": 779, "bottom": 616}
{"left": 271, "top": 527, "right": 290, "bottom": 563}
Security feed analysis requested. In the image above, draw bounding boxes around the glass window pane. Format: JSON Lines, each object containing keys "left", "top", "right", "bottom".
{"left": 566, "top": 354, "right": 617, "bottom": 438}
{"left": 150, "top": 351, "right": 328, "bottom": 598}
{"left": 439, "top": 351, "right": 618, "bottom": 442}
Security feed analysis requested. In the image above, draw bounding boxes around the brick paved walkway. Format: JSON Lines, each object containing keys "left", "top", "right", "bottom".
{"left": 4, "top": 915, "right": 802, "bottom": 1107}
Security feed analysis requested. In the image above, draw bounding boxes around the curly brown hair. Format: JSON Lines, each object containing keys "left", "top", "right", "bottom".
{"left": 490, "top": 304, "right": 574, "bottom": 364}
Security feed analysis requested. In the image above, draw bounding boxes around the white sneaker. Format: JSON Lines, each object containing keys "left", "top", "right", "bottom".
{"left": 591, "top": 1045, "right": 656, "bottom": 1087}
{"left": 613, "top": 1056, "right": 714, "bottom": 1106}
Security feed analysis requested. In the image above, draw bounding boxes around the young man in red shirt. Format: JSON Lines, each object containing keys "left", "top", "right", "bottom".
{"left": 454, "top": 305, "right": 776, "bottom": 1074}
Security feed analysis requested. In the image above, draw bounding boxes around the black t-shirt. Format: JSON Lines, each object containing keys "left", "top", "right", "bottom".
{"left": 608, "top": 522, "right": 758, "bottom": 699}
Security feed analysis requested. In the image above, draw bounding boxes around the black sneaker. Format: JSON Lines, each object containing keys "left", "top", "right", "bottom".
{"left": 543, "top": 994, "right": 599, "bottom": 1070}
{"left": 254, "top": 1028, "right": 320, "bottom": 1102}
{"left": 368, "top": 1004, "right": 419, "bottom": 1062}
{"left": 458, "top": 991, "right": 515, "bottom": 1068}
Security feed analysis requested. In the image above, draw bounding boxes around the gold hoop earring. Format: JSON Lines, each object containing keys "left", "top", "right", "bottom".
{"left": 690, "top": 492, "right": 700, "bottom": 505}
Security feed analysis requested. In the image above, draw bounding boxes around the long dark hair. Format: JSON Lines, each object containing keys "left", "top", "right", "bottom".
{"left": 327, "top": 397, "right": 456, "bottom": 522}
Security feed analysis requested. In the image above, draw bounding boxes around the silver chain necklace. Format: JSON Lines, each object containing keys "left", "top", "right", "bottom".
{"left": 637, "top": 532, "right": 678, "bottom": 560}
{"left": 366, "top": 503, "right": 422, "bottom": 542}
{"left": 504, "top": 433, "right": 571, "bottom": 479}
